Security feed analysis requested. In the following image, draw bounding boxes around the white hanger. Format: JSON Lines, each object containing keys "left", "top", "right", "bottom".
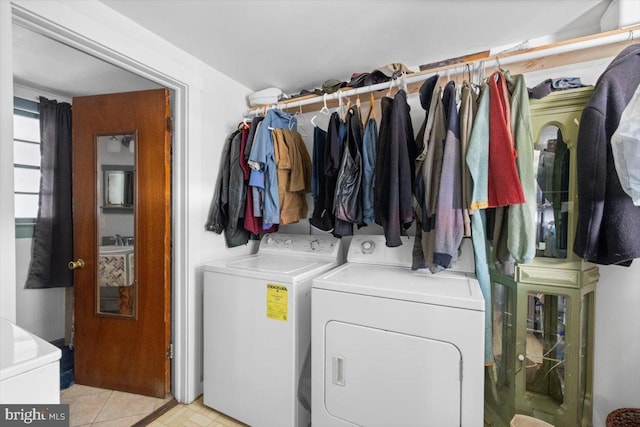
{"left": 267, "top": 105, "right": 276, "bottom": 130}
{"left": 386, "top": 78, "right": 394, "bottom": 97}
{"left": 293, "top": 105, "right": 308, "bottom": 136}
{"left": 321, "top": 93, "right": 330, "bottom": 115}
{"left": 311, "top": 94, "right": 331, "bottom": 128}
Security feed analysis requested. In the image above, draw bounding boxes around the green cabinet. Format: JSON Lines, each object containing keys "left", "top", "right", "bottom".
{"left": 484, "top": 87, "right": 599, "bottom": 427}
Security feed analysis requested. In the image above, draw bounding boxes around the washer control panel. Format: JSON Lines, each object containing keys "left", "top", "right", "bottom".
{"left": 260, "top": 233, "right": 341, "bottom": 257}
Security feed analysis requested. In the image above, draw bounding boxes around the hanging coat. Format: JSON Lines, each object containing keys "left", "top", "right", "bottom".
{"left": 206, "top": 130, "right": 250, "bottom": 247}
{"left": 459, "top": 81, "right": 479, "bottom": 236}
{"left": 459, "top": 83, "right": 494, "bottom": 365}
{"left": 375, "top": 89, "right": 416, "bottom": 247}
{"left": 310, "top": 112, "right": 342, "bottom": 232}
{"left": 505, "top": 71, "right": 537, "bottom": 264}
{"left": 574, "top": 44, "right": 640, "bottom": 265}
{"left": 248, "top": 109, "right": 297, "bottom": 229}
{"left": 272, "top": 129, "right": 312, "bottom": 224}
{"left": 242, "top": 117, "right": 277, "bottom": 235}
{"left": 311, "top": 126, "right": 327, "bottom": 203}
{"left": 412, "top": 76, "right": 446, "bottom": 270}
{"left": 334, "top": 106, "right": 364, "bottom": 225}
{"left": 467, "top": 83, "right": 490, "bottom": 211}
{"left": 433, "top": 81, "right": 464, "bottom": 269}
{"left": 487, "top": 71, "right": 525, "bottom": 207}
{"left": 332, "top": 114, "right": 354, "bottom": 238}
{"left": 361, "top": 112, "right": 378, "bottom": 225}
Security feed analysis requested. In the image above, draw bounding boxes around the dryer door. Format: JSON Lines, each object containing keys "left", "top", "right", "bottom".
{"left": 325, "top": 321, "right": 462, "bottom": 427}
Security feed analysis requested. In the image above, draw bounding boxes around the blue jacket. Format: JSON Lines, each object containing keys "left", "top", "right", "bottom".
{"left": 248, "top": 109, "right": 297, "bottom": 229}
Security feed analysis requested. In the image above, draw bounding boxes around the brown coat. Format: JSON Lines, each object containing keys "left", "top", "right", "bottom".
{"left": 272, "top": 129, "right": 312, "bottom": 225}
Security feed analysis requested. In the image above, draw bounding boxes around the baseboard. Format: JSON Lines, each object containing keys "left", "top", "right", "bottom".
{"left": 132, "top": 398, "right": 179, "bottom": 426}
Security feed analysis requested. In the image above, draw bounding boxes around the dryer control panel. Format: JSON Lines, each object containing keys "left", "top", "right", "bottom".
{"left": 259, "top": 233, "right": 342, "bottom": 258}
{"left": 347, "top": 235, "right": 475, "bottom": 273}
{"left": 347, "top": 235, "right": 413, "bottom": 267}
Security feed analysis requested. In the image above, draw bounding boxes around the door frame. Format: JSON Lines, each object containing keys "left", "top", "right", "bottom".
{"left": 10, "top": 4, "right": 191, "bottom": 402}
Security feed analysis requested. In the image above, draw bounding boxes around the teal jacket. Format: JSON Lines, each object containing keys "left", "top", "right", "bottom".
{"left": 467, "top": 83, "right": 490, "bottom": 210}
{"left": 506, "top": 72, "right": 537, "bottom": 264}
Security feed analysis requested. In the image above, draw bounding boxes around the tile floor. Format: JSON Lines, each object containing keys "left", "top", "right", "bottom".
{"left": 61, "top": 384, "right": 247, "bottom": 427}
{"left": 147, "top": 397, "right": 247, "bottom": 427}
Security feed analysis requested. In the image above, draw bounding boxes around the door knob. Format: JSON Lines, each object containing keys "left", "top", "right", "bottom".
{"left": 68, "top": 259, "right": 85, "bottom": 270}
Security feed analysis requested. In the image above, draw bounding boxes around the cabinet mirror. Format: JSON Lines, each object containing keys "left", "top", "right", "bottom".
{"left": 533, "top": 126, "right": 570, "bottom": 259}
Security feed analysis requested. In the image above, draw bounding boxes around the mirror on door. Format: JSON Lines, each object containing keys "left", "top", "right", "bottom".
{"left": 533, "top": 125, "right": 570, "bottom": 260}
{"left": 97, "top": 133, "right": 136, "bottom": 317}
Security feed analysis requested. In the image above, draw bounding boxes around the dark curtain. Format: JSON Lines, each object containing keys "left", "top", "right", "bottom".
{"left": 25, "top": 97, "right": 73, "bottom": 289}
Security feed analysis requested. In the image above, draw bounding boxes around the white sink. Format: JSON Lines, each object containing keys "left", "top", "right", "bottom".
{"left": 99, "top": 245, "right": 134, "bottom": 255}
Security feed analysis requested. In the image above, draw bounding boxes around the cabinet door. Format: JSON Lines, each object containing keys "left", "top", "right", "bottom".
{"left": 529, "top": 87, "right": 593, "bottom": 263}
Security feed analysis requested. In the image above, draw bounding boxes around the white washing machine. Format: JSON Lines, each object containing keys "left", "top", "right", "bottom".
{"left": 203, "top": 233, "right": 343, "bottom": 427}
{"left": 312, "top": 235, "right": 485, "bottom": 427}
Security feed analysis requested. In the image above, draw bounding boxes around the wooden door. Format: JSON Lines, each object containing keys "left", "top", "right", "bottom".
{"left": 71, "top": 89, "right": 171, "bottom": 398}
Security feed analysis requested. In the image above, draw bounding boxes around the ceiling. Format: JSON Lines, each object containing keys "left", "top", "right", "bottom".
{"left": 13, "top": 0, "right": 610, "bottom": 98}
{"left": 12, "top": 23, "right": 162, "bottom": 99}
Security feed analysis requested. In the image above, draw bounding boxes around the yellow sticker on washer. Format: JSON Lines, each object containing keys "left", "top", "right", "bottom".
{"left": 267, "top": 283, "right": 288, "bottom": 321}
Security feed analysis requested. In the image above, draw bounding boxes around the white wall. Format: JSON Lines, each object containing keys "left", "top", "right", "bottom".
{"left": 14, "top": 239, "right": 66, "bottom": 341}
{"left": 1, "top": 0, "right": 17, "bottom": 323}
{"left": 592, "top": 262, "right": 640, "bottom": 426}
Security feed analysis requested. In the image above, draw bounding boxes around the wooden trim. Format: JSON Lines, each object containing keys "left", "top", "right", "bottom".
{"left": 495, "top": 26, "right": 639, "bottom": 61}
{"left": 271, "top": 25, "right": 640, "bottom": 114}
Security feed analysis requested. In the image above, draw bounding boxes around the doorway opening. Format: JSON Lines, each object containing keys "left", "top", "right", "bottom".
{"left": 11, "top": 5, "right": 189, "bottom": 403}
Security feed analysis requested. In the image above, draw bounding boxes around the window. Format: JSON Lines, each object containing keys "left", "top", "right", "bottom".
{"left": 13, "top": 97, "right": 41, "bottom": 238}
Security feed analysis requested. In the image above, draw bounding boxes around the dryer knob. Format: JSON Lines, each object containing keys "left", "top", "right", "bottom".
{"left": 361, "top": 240, "right": 375, "bottom": 254}
{"left": 284, "top": 239, "right": 293, "bottom": 247}
{"left": 265, "top": 236, "right": 274, "bottom": 245}
{"left": 310, "top": 239, "right": 320, "bottom": 250}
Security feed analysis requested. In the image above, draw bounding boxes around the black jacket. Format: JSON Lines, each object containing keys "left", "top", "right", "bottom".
{"left": 310, "top": 112, "right": 343, "bottom": 232}
{"left": 206, "top": 130, "right": 250, "bottom": 247}
{"left": 374, "top": 90, "right": 416, "bottom": 247}
{"left": 334, "top": 106, "right": 364, "bottom": 225}
{"left": 574, "top": 44, "right": 640, "bottom": 265}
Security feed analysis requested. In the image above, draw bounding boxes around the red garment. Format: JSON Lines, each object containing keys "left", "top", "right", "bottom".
{"left": 487, "top": 71, "right": 525, "bottom": 207}
{"left": 239, "top": 126, "right": 251, "bottom": 178}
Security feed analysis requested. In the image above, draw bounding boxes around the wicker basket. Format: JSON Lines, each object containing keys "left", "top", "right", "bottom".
{"left": 606, "top": 408, "right": 640, "bottom": 427}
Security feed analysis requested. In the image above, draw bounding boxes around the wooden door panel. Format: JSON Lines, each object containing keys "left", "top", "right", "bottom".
{"left": 72, "top": 89, "right": 171, "bottom": 398}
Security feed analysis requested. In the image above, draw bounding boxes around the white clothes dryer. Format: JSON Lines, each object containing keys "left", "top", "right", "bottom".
{"left": 203, "top": 233, "right": 343, "bottom": 427}
{"left": 312, "top": 235, "right": 485, "bottom": 427}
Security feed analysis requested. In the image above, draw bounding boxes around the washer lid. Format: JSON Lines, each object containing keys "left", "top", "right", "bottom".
{"left": 204, "top": 253, "right": 340, "bottom": 282}
{"left": 0, "top": 317, "right": 61, "bottom": 381}
{"left": 313, "top": 263, "right": 484, "bottom": 311}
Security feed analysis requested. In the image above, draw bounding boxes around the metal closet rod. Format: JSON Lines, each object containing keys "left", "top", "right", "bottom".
{"left": 243, "top": 25, "right": 640, "bottom": 118}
